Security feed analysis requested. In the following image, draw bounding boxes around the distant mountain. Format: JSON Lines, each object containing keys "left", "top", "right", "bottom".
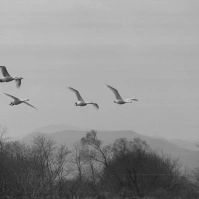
{"left": 20, "top": 130, "right": 199, "bottom": 170}
{"left": 33, "top": 124, "right": 82, "bottom": 134}
{"left": 170, "top": 139, "right": 199, "bottom": 151}
{"left": 21, "top": 130, "right": 86, "bottom": 146}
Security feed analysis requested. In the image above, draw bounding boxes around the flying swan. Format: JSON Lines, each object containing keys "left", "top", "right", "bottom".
{"left": 0, "top": 66, "right": 23, "bottom": 88}
{"left": 106, "top": 85, "right": 138, "bottom": 104}
{"left": 68, "top": 87, "right": 99, "bottom": 109}
{"left": 4, "top": 93, "right": 37, "bottom": 110}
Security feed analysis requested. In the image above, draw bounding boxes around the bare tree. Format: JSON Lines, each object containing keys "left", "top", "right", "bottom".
{"left": 102, "top": 137, "right": 183, "bottom": 198}
{"left": 69, "top": 141, "right": 88, "bottom": 198}
{"left": 0, "top": 124, "right": 9, "bottom": 153}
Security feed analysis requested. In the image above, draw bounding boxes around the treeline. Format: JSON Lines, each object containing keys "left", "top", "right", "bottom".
{"left": 0, "top": 128, "right": 199, "bottom": 199}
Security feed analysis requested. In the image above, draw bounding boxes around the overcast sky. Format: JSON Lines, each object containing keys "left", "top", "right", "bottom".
{"left": 0, "top": 0, "right": 199, "bottom": 140}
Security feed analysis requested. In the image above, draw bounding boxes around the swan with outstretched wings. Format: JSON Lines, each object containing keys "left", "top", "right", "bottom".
{"left": 0, "top": 66, "right": 23, "bottom": 88}
{"left": 68, "top": 87, "right": 99, "bottom": 109}
{"left": 4, "top": 93, "right": 37, "bottom": 110}
{"left": 106, "top": 85, "right": 138, "bottom": 104}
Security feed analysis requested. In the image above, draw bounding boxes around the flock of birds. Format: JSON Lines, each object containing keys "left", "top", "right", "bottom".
{"left": 0, "top": 66, "right": 138, "bottom": 110}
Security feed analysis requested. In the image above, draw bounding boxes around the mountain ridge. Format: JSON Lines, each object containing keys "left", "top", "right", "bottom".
{"left": 20, "top": 128, "right": 199, "bottom": 170}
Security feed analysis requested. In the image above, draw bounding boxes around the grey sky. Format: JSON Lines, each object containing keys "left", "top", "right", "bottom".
{"left": 0, "top": 0, "right": 199, "bottom": 140}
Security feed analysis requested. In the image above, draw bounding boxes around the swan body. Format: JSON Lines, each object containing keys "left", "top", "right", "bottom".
{"left": 106, "top": 85, "right": 138, "bottom": 104}
{"left": 68, "top": 87, "right": 99, "bottom": 109}
{"left": 4, "top": 93, "right": 37, "bottom": 110}
{"left": 0, "top": 66, "right": 23, "bottom": 88}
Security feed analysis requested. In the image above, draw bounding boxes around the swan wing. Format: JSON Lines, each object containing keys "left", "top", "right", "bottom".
{"left": 23, "top": 102, "right": 38, "bottom": 110}
{"left": 15, "top": 79, "right": 22, "bottom": 88}
{"left": 92, "top": 103, "right": 99, "bottom": 110}
{"left": 106, "top": 85, "right": 123, "bottom": 100}
{"left": 3, "top": 93, "right": 19, "bottom": 101}
{"left": 0, "top": 66, "right": 11, "bottom": 77}
{"left": 68, "top": 87, "right": 84, "bottom": 101}
{"left": 127, "top": 98, "right": 138, "bottom": 101}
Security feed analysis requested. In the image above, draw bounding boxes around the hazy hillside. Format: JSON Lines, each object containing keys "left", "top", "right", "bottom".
{"left": 170, "top": 139, "right": 199, "bottom": 151}
{"left": 20, "top": 128, "right": 199, "bottom": 170}
{"left": 33, "top": 124, "right": 82, "bottom": 134}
